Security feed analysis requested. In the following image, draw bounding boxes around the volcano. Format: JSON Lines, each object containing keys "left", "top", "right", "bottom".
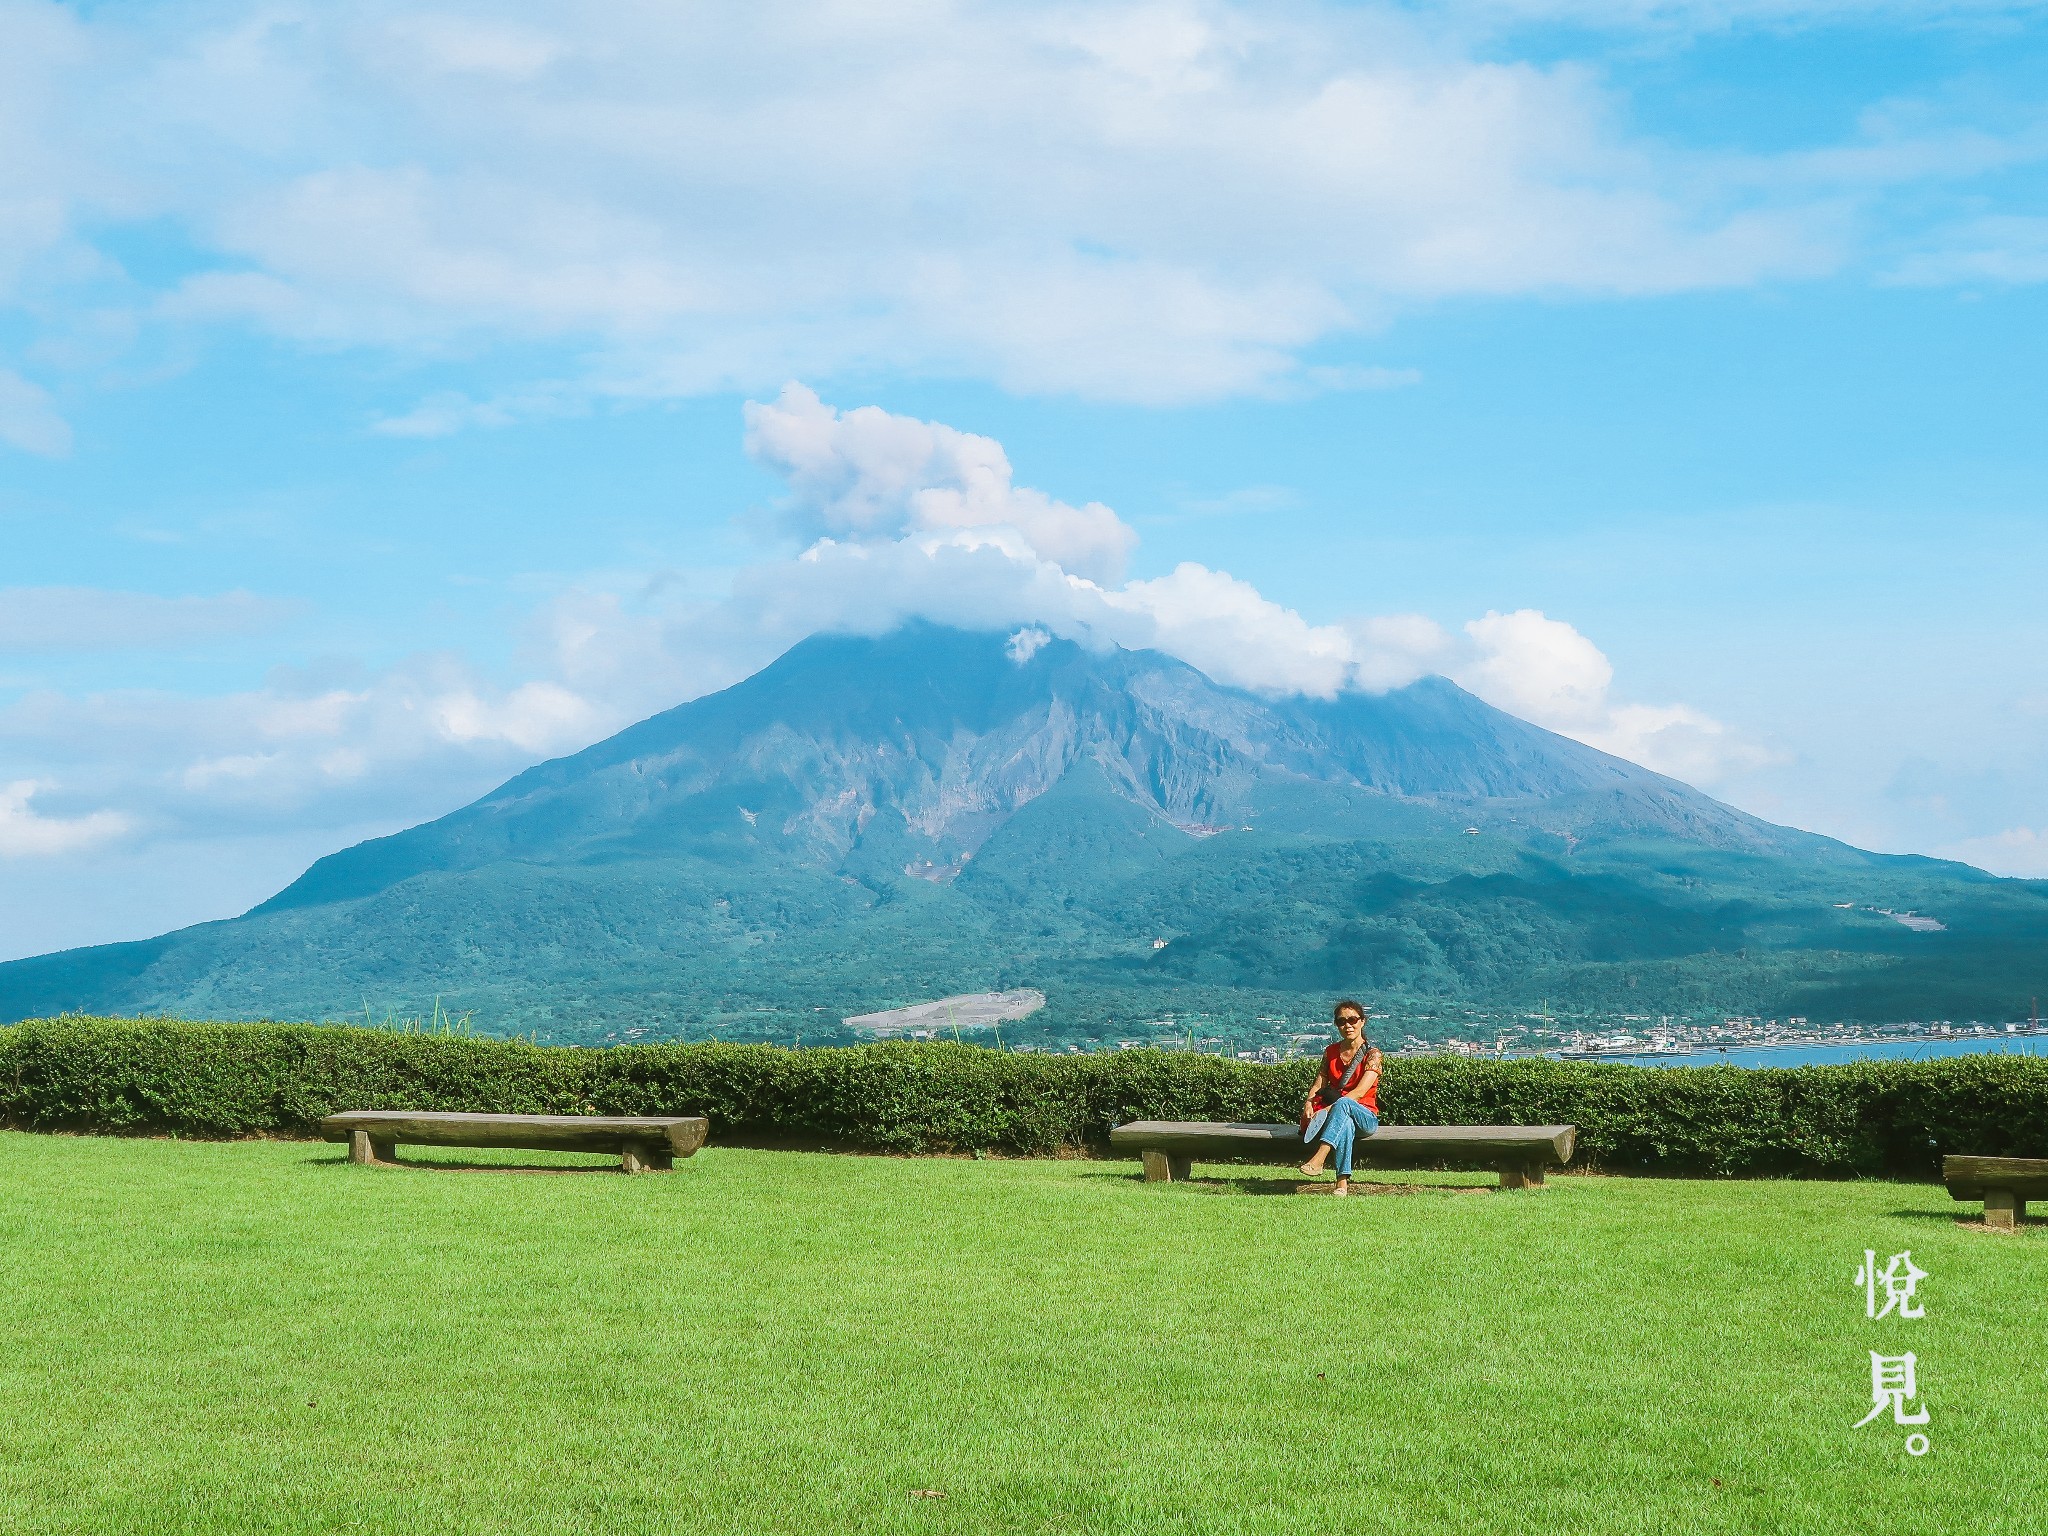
{"left": 4, "top": 624, "right": 2041, "bottom": 1040}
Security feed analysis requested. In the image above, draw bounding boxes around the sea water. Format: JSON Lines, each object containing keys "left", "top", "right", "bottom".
{"left": 1552, "top": 1035, "right": 2048, "bottom": 1069}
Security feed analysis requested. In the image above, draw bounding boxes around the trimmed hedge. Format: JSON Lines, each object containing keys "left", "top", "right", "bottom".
{"left": 2, "top": 1016, "right": 2044, "bottom": 1178}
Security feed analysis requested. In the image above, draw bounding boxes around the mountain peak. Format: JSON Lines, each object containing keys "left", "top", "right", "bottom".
{"left": 12, "top": 619, "right": 1962, "bottom": 1039}
{"left": 244, "top": 622, "right": 1785, "bottom": 920}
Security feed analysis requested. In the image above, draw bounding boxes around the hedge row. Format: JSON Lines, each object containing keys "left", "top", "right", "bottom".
{"left": 3, "top": 1016, "right": 2044, "bottom": 1177}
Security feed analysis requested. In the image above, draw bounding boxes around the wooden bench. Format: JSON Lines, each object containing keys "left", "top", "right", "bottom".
{"left": 1943, "top": 1154, "right": 2047, "bottom": 1229}
{"left": 321, "top": 1111, "right": 709, "bottom": 1174}
{"left": 1110, "top": 1121, "right": 1577, "bottom": 1189}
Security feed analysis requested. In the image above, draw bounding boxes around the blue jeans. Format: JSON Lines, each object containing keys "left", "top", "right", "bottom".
{"left": 1304, "top": 1099, "right": 1379, "bottom": 1176}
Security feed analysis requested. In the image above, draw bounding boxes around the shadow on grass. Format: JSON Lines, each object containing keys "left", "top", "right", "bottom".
{"left": 1072, "top": 1165, "right": 1493, "bottom": 1197}
{"left": 1196, "top": 1176, "right": 1495, "bottom": 1198}
{"left": 305, "top": 1152, "right": 628, "bottom": 1175}
{"left": 1886, "top": 1206, "right": 2040, "bottom": 1231}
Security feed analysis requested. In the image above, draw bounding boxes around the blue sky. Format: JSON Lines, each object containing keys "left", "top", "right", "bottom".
{"left": 3, "top": 0, "right": 2048, "bottom": 959}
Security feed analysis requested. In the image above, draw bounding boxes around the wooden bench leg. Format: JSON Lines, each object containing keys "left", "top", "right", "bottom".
{"left": 622, "top": 1141, "right": 673, "bottom": 1174}
{"left": 1523, "top": 1162, "right": 1545, "bottom": 1188}
{"left": 1985, "top": 1189, "right": 2022, "bottom": 1229}
{"left": 1140, "top": 1149, "right": 1193, "bottom": 1183}
{"left": 1499, "top": 1163, "right": 1530, "bottom": 1190}
{"left": 349, "top": 1131, "right": 399, "bottom": 1166}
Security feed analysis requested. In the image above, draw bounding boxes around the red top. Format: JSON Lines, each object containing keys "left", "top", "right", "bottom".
{"left": 1303, "top": 1042, "right": 1379, "bottom": 1127}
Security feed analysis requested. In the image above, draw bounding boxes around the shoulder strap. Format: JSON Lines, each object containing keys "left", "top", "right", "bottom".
{"left": 1338, "top": 1045, "right": 1377, "bottom": 1093}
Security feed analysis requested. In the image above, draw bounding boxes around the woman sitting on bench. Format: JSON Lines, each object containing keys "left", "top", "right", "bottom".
{"left": 1299, "top": 1000, "right": 1381, "bottom": 1195}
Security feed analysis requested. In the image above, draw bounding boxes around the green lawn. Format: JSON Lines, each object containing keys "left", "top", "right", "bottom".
{"left": 0, "top": 1134, "right": 2037, "bottom": 1535}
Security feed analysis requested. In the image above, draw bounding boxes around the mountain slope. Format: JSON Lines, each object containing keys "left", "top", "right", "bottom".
{"left": 5, "top": 624, "right": 2043, "bottom": 1039}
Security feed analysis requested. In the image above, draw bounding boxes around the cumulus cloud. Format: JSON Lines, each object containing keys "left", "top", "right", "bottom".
{"left": 0, "top": 780, "right": 129, "bottom": 858}
{"left": 8, "top": 0, "right": 2028, "bottom": 416}
{"left": 1346, "top": 613, "right": 1458, "bottom": 692}
{"left": 689, "top": 519, "right": 1365, "bottom": 700}
{"left": 1455, "top": 609, "right": 1773, "bottom": 781}
{"left": 1099, "top": 562, "right": 1358, "bottom": 696}
{"left": 744, "top": 384, "right": 1138, "bottom": 581}
{"left": 552, "top": 531, "right": 1767, "bottom": 785}
{"left": 548, "top": 389, "right": 1769, "bottom": 782}
{"left": 1459, "top": 608, "right": 1616, "bottom": 725}
{"left": 433, "top": 680, "right": 598, "bottom": 755}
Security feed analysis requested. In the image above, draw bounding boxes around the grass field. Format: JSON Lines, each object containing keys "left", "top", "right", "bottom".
{"left": 0, "top": 1133, "right": 2039, "bottom": 1535}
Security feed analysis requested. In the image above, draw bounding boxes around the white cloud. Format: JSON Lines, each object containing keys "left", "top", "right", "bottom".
{"left": 1580, "top": 702, "right": 1776, "bottom": 785}
{"left": 554, "top": 391, "right": 1768, "bottom": 780}
{"left": 1006, "top": 626, "right": 1051, "bottom": 664}
{"left": 1455, "top": 608, "right": 1773, "bottom": 781}
{"left": 0, "top": 368, "right": 70, "bottom": 456}
{"left": 13, "top": 0, "right": 2018, "bottom": 414}
{"left": 1098, "top": 561, "right": 1358, "bottom": 696}
{"left": 744, "top": 383, "right": 1139, "bottom": 581}
{"left": 433, "top": 680, "right": 599, "bottom": 754}
{"left": 0, "top": 587, "right": 295, "bottom": 652}
{"left": 696, "top": 528, "right": 1358, "bottom": 699}
{"left": 1346, "top": 613, "right": 1457, "bottom": 691}
{"left": 1459, "top": 609, "right": 1614, "bottom": 726}
{"left": 552, "top": 525, "right": 1767, "bottom": 784}
{"left": 0, "top": 651, "right": 614, "bottom": 851}
{"left": 0, "top": 780, "right": 129, "bottom": 858}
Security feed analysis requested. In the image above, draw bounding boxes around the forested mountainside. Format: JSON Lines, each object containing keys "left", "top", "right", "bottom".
{"left": 6, "top": 625, "right": 2042, "bottom": 1044}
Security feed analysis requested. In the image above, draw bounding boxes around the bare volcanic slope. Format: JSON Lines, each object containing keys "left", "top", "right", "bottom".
{"left": 4, "top": 625, "right": 2041, "bottom": 1036}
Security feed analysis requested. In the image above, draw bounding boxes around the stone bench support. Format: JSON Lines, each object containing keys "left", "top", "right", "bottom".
{"left": 1944, "top": 1154, "right": 2048, "bottom": 1229}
